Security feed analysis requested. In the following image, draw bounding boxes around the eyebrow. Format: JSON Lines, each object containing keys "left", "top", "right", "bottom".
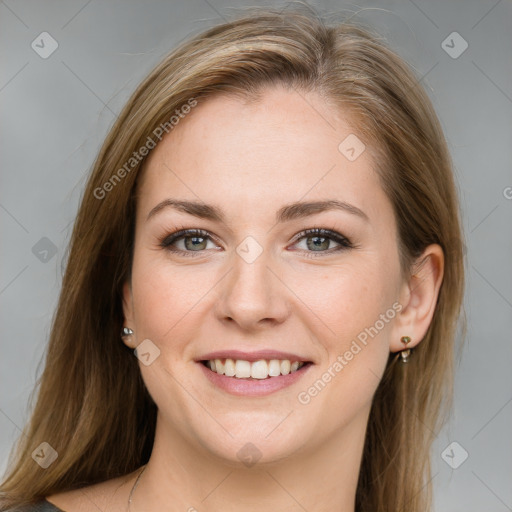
{"left": 146, "top": 198, "right": 369, "bottom": 223}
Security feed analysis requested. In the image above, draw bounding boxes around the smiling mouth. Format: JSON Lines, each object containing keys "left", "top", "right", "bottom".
{"left": 200, "top": 358, "right": 312, "bottom": 380}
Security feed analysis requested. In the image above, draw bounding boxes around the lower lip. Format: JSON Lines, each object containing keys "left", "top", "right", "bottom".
{"left": 197, "top": 361, "right": 313, "bottom": 397}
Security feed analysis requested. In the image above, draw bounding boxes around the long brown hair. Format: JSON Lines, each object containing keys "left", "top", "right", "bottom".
{"left": 0, "top": 6, "right": 465, "bottom": 511}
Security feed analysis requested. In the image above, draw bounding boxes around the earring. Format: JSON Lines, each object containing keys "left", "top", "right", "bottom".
{"left": 399, "top": 336, "right": 412, "bottom": 363}
{"left": 121, "top": 326, "right": 134, "bottom": 338}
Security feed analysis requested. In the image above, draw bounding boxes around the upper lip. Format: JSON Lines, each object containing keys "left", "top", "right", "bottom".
{"left": 196, "top": 350, "right": 313, "bottom": 363}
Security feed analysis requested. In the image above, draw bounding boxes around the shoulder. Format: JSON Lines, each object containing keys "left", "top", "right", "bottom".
{"left": 45, "top": 468, "right": 141, "bottom": 512}
{"left": 3, "top": 468, "right": 141, "bottom": 512}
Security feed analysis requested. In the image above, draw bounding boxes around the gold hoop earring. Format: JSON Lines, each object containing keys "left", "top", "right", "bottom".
{"left": 399, "top": 336, "right": 412, "bottom": 363}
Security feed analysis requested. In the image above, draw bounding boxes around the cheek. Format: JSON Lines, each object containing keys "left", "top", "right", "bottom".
{"left": 291, "top": 258, "right": 398, "bottom": 343}
{"left": 292, "top": 267, "right": 396, "bottom": 437}
{"left": 298, "top": 259, "right": 397, "bottom": 384}
{"left": 130, "top": 251, "right": 221, "bottom": 351}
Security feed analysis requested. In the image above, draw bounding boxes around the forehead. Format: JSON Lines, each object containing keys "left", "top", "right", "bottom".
{"left": 137, "top": 87, "right": 392, "bottom": 228}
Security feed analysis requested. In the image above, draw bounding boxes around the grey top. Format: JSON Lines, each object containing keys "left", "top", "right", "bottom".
{"left": 4, "top": 500, "right": 64, "bottom": 511}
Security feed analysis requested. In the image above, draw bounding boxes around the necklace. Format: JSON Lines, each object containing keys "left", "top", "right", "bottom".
{"left": 127, "top": 464, "right": 147, "bottom": 511}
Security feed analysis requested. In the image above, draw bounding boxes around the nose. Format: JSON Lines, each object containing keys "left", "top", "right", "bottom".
{"left": 214, "top": 246, "right": 290, "bottom": 331}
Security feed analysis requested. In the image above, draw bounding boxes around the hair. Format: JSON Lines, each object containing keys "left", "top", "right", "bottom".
{"left": 0, "top": 5, "right": 465, "bottom": 511}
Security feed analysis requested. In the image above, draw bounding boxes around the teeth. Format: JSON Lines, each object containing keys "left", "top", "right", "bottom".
{"left": 235, "top": 360, "right": 251, "bottom": 378}
{"left": 214, "top": 359, "right": 223, "bottom": 374}
{"left": 268, "top": 360, "right": 281, "bottom": 376}
{"left": 224, "top": 358, "right": 235, "bottom": 376}
{"left": 250, "top": 360, "right": 268, "bottom": 379}
{"left": 280, "top": 360, "right": 291, "bottom": 375}
{"left": 205, "top": 358, "right": 306, "bottom": 379}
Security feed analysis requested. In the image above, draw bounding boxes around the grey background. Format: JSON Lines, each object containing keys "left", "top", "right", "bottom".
{"left": 1, "top": 0, "right": 511, "bottom": 510}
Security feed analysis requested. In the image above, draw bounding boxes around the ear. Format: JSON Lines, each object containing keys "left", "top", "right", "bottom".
{"left": 122, "top": 280, "right": 136, "bottom": 348}
{"left": 390, "top": 244, "right": 444, "bottom": 352}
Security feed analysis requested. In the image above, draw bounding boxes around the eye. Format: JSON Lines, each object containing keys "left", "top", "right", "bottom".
{"left": 159, "top": 227, "right": 354, "bottom": 258}
{"left": 290, "top": 228, "right": 354, "bottom": 256}
{"left": 159, "top": 229, "right": 219, "bottom": 255}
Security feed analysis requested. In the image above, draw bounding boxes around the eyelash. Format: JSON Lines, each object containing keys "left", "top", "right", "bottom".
{"left": 158, "top": 227, "right": 355, "bottom": 258}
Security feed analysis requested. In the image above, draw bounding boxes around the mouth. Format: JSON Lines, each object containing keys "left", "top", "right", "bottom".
{"left": 199, "top": 358, "right": 313, "bottom": 379}
{"left": 196, "top": 357, "right": 314, "bottom": 397}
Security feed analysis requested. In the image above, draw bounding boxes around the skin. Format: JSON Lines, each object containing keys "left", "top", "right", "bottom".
{"left": 47, "top": 85, "right": 444, "bottom": 512}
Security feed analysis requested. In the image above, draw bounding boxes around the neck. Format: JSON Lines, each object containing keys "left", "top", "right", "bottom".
{"left": 131, "top": 409, "right": 369, "bottom": 512}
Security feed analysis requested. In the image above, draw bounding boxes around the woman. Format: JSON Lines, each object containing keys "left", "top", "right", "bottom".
{"left": 0, "top": 7, "right": 465, "bottom": 512}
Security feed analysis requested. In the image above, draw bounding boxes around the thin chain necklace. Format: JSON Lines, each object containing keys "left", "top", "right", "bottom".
{"left": 127, "top": 464, "right": 147, "bottom": 511}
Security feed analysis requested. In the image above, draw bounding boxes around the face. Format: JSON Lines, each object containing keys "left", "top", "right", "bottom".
{"left": 123, "top": 86, "right": 409, "bottom": 465}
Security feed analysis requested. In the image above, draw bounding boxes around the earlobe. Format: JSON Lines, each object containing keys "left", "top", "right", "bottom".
{"left": 390, "top": 244, "right": 444, "bottom": 353}
{"left": 121, "top": 281, "right": 136, "bottom": 348}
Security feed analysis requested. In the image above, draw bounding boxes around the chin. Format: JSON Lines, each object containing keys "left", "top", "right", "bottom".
{"left": 193, "top": 421, "right": 308, "bottom": 467}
